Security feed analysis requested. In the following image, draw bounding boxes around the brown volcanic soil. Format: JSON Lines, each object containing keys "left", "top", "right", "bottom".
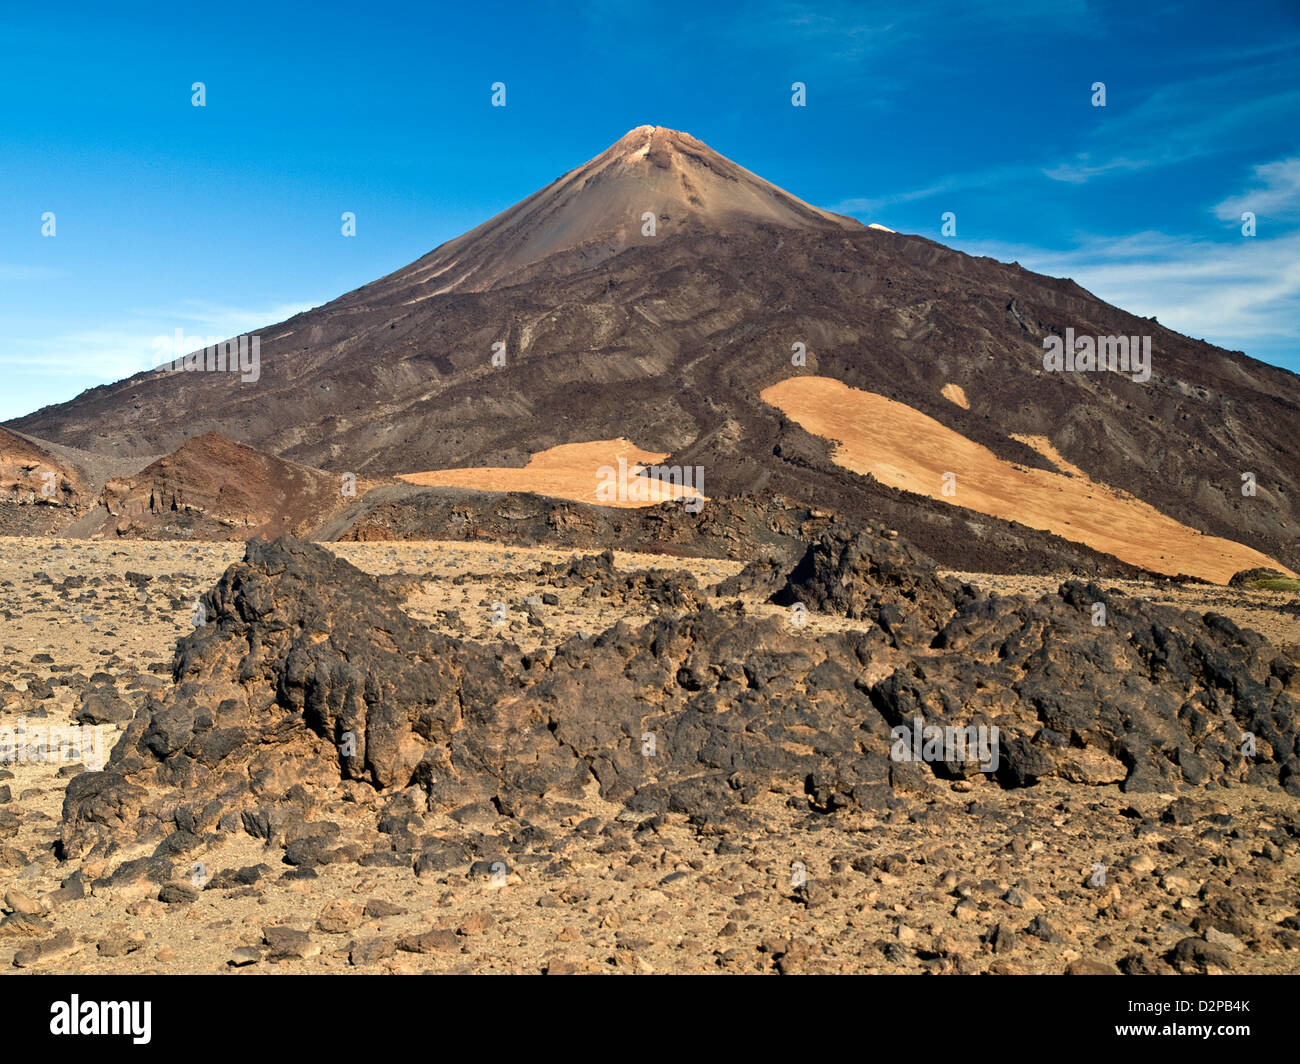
{"left": 10, "top": 127, "right": 1298, "bottom": 577}
{"left": 95, "top": 432, "right": 373, "bottom": 541}
{"left": 763, "top": 376, "right": 1292, "bottom": 584}
{"left": 0, "top": 535, "right": 1298, "bottom": 975}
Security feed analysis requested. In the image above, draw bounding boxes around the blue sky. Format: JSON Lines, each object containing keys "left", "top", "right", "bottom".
{"left": 2, "top": 0, "right": 1298, "bottom": 421}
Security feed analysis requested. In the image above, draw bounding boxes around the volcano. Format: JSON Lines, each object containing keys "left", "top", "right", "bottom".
{"left": 9, "top": 126, "right": 1299, "bottom": 580}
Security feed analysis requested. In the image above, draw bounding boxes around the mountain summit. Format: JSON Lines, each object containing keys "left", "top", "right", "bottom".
{"left": 364, "top": 126, "right": 862, "bottom": 296}
{"left": 9, "top": 127, "right": 1299, "bottom": 578}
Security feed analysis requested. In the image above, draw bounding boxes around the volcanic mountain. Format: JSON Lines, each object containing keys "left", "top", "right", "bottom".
{"left": 10, "top": 125, "right": 1299, "bottom": 579}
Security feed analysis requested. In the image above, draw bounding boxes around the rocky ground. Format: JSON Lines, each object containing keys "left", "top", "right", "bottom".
{"left": 955, "top": 571, "right": 1300, "bottom": 658}
{"left": 1, "top": 533, "right": 1297, "bottom": 974}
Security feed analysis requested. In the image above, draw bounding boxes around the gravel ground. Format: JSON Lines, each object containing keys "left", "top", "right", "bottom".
{"left": 1, "top": 538, "right": 1297, "bottom": 975}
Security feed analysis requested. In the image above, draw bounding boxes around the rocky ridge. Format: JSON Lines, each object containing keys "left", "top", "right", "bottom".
{"left": 61, "top": 528, "right": 1300, "bottom": 871}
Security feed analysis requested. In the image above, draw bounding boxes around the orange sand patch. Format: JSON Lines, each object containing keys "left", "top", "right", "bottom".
{"left": 763, "top": 376, "right": 1292, "bottom": 584}
{"left": 398, "top": 438, "right": 705, "bottom": 508}
{"left": 941, "top": 383, "right": 969, "bottom": 409}
{"left": 1010, "top": 434, "right": 1089, "bottom": 478}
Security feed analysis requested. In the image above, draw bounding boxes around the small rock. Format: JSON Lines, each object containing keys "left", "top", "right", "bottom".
{"left": 263, "top": 926, "right": 319, "bottom": 962}
{"left": 98, "top": 932, "right": 145, "bottom": 958}
{"left": 157, "top": 882, "right": 199, "bottom": 905}
{"left": 984, "top": 923, "right": 1018, "bottom": 955}
{"left": 1168, "top": 937, "right": 1232, "bottom": 974}
{"left": 4, "top": 886, "right": 43, "bottom": 916}
{"left": 349, "top": 937, "right": 396, "bottom": 966}
{"left": 455, "top": 911, "right": 495, "bottom": 936}
{"left": 14, "top": 930, "right": 79, "bottom": 967}
{"left": 1065, "top": 958, "right": 1119, "bottom": 975}
{"left": 1126, "top": 853, "right": 1156, "bottom": 875}
{"left": 397, "top": 929, "right": 458, "bottom": 954}
{"left": 1204, "top": 927, "right": 1244, "bottom": 954}
{"left": 316, "top": 899, "right": 363, "bottom": 934}
{"left": 0, "top": 911, "right": 50, "bottom": 938}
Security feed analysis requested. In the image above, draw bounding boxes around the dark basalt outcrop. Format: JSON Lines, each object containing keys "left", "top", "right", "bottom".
{"left": 529, "top": 549, "right": 705, "bottom": 611}
{"left": 61, "top": 532, "right": 1300, "bottom": 865}
{"left": 765, "top": 525, "right": 962, "bottom": 642}
{"left": 338, "top": 487, "right": 1161, "bottom": 580}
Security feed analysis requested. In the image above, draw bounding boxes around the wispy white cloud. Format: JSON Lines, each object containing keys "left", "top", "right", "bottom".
{"left": 830, "top": 183, "right": 953, "bottom": 215}
{"left": 0, "top": 263, "right": 61, "bottom": 281}
{"left": 1042, "top": 155, "right": 1153, "bottom": 184}
{"left": 830, "top": 164, "right": 1038, "bottom": 216}
{"left": 140, "top": 300, "right": 319, "bottom": 340}
{"left": 583, "top": 0, "right": 1098, "bottom": 70}
{"left": 1, "top": 300, "right": 320, "bottom": 383}
{"left": 952, "top": 229, "right": 1300, "bottom": 350}
{"left": 1214, "top": 156, "right": 1300, "bottom": 222}
{"left": 1042, "top": 70, "right": 1300, "bottom": 185}
{"left": 762, "top": 0, "right": 1095, "bottom": 55}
